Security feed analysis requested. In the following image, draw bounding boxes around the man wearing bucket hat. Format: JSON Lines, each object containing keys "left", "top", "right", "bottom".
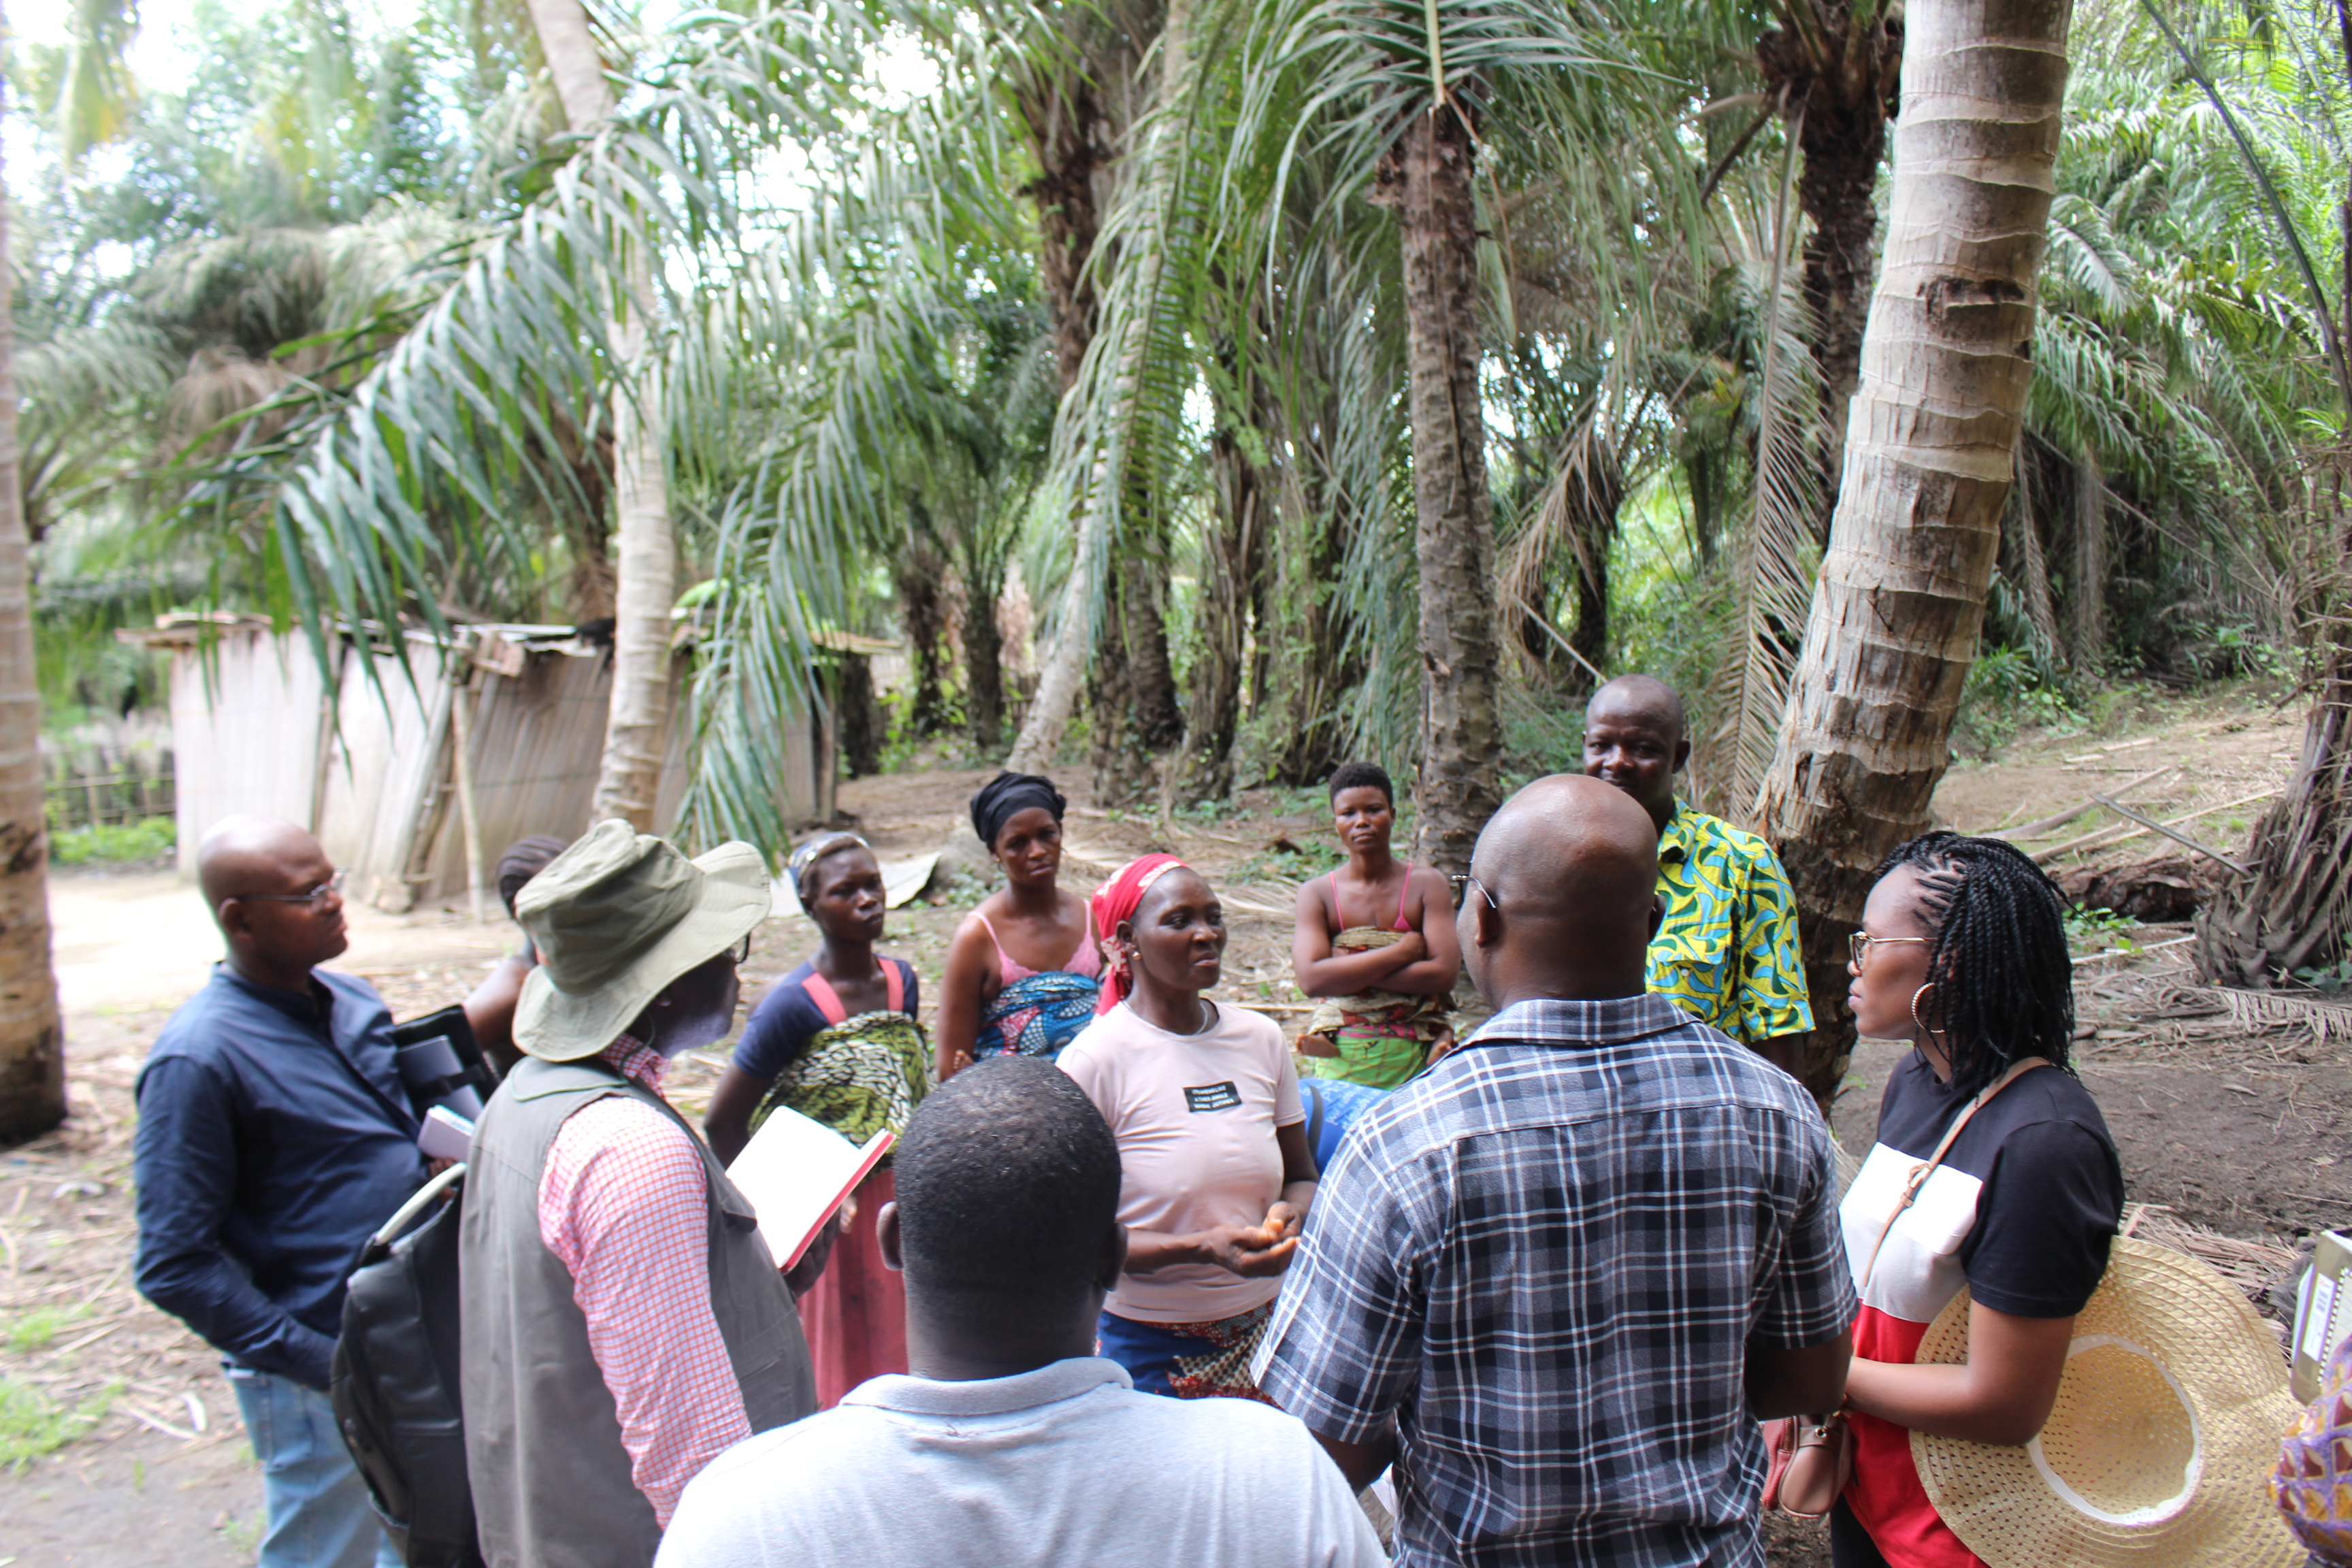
{"left": 460, "top": 821, "right": 819, "bottom": 1568}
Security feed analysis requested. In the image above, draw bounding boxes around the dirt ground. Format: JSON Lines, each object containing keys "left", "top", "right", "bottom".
{"left": 3, "top": 685, "right": 2344, "bottom": 1565}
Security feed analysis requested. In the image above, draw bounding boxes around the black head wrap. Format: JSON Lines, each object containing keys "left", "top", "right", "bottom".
{"left": 496, "top": 835, "right": 572, "bottom": 918}
{"left": 970, "top": 772, "right": 1066, "bottom": 850}
{"left": 789, "top": 831, "right": 871, "bottom": 905}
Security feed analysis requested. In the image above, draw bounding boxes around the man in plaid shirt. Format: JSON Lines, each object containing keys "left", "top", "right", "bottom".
{"left": 1255, "top": 775, "right": 1853, "bottom": 1567}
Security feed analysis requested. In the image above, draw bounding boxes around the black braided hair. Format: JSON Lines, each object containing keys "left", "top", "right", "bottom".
{"left": 1328, "top": 760, "right": 1395, "bottom": 807}
{"left": 1873, "top": 831, "right": 2076, "bottom": 1098}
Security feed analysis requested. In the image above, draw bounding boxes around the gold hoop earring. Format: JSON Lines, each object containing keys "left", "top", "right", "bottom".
{"left": 1910, "top": 983, "right": 1942, "bottom": 1039}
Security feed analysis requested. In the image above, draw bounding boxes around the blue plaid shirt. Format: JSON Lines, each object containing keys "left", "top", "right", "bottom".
{"left": 1254, "top": 995, "right": 1854, "bottom": 1568}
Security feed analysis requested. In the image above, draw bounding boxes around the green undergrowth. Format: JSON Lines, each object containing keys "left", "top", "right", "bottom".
{"left": 51, "top": 817, "right": 176, "bottom": 866}
{"left": 5, "top": 1304, "right": 91, "bottom": 1353}
{"left": 0, "top": 1377, "right": 119, "bottom": 1468}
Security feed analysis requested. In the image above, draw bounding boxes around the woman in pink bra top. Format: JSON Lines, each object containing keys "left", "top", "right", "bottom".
{"left": 935, "top": 772, "right": 1105, "bottom": 1079}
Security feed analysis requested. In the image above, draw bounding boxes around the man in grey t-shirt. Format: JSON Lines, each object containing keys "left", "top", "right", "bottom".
{"left": 657, "top": 1058, "right": 1381, "bottom": 1568}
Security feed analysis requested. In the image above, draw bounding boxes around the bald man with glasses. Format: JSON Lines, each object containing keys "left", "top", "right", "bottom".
{"left": 134, "top": 817, "right": 426, "bottom": 1568}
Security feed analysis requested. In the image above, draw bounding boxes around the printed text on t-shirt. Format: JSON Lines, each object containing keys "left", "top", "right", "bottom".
{"left": 1184, "top": 1081, "right": 1242, "bottom": 1113}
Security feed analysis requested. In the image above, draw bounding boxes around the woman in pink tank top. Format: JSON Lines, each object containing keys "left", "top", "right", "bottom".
{"left": 935, "top": 773, "right": 1104, "bottom": 1077}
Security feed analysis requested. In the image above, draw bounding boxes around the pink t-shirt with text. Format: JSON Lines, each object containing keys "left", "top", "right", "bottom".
{"left": 1056, "top": 1000, "right": 1305, "bottom": 1325}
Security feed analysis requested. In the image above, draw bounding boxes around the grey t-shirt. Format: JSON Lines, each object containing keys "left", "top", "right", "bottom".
{"left": 656, "top": 1357, "right": 1385, "bottom": 1568}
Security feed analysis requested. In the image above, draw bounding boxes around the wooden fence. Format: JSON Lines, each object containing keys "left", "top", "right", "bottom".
{"left": 43, "top": 728, "right": 176, "bottom": 831}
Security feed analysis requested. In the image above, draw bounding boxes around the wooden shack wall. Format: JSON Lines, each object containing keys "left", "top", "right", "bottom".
{"left": 171, "top": 630, "right": 821, "bottom": 906}
{"left": 171, "top": 632, "right": 334, "bottom": 877}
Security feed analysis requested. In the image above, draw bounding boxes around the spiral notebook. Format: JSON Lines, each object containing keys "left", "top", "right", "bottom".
{"left": 724, "top": 1104, "right": 894, "bottom": 1270}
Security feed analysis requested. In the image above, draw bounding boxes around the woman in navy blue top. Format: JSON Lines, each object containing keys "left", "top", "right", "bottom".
{"left": 707, "top": 834, "right": 926, "bottom": 1407}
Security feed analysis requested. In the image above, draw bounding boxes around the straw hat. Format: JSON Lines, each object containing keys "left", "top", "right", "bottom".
{"left": 512, "top": 820, "right": 770, "bottom": 1062}
{"left": 1912, "top": 1236, "right": 2304, "bottom": 1567}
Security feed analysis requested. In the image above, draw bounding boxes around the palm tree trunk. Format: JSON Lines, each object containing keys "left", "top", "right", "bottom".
{"left": 961, "top": 564, "right": 1007, "bottom": 751}
{"left": 0, "top": 66, "right": 67, "bottom": 1143}
{"left": 1756, "top": 0, "right": 2074, "bottom": 1103}
{"left": 1397, "top": 105, "right": 1504, "bottom": 874}
{"left": 527, "top": 0, "right": 675, "bottom": 830}
{"left": 1004, "top": 57, "right": 1117, "bottom": 778}
{"left": 2068, "top": 451, "right": 2107, "bottom": 670}
{"left": 897, "top": 508, "right": 952, "bottom": 735}
{"left": 2195, "top": 46, "right": 2352, "bottom": 990}
{"left": 1177, "top": 423, "right": 1262, "bottom": 801}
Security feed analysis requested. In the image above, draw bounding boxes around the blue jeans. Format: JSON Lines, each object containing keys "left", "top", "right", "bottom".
{"left": 227, "top": 1368, "right": 402, "bottom": 1568}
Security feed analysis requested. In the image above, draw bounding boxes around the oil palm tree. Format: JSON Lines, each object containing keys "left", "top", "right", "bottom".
{"left": 165, "top": 1, "right": 890, "bottom": 845}
{"left": 523, "top": 0, "right": 672, "bottom": 828}
{"left": 1756, "top": 0, "right": 2078, "bottom": 1099}
{"left": 1052, "top": 0, "right": 1668, "bottom": 866}
{"left": 0, "top": 3, "right": 67, "bottom": 1141}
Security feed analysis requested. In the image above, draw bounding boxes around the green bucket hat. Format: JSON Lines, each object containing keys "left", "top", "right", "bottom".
{"left": 511, "top": 819, "right": 770, "bottom": 1062}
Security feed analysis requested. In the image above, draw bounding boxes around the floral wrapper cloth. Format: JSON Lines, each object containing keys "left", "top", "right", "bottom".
{"left": 1296, "top": 927, "right": 1451, "bottom": 1090}
{"left": 973, "top": 970, "right": 1102, "bottom": 1062}
{"left": 1096, "top": 1301, "right": 1277, "bottom": 1403}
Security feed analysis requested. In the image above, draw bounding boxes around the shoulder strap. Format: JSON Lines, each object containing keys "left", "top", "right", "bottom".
{"left": 883, "top": 960, "right": 905, "bottom": 1014}
{"left": 1860, "top": 1056, "right": 2051, "bottom": 1290}
{"left": 800, "top": 972, "right": 849, "bottom": 1026}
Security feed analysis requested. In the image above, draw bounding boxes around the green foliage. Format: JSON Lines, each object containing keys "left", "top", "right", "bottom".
{"left": 1955, "top": 647, "right": 2082, "bottom": 761}
{"left": 0, "top": 1377, "right": 118, "bottom": 1468}
{"left": 2291, "top": 960, "right": 2352, "bottom": 995}
{"left": 2064, "top": 903, "right": 2136, "bottom": 952}
{"left": 1228, "top": 843, "right": 1328, "bottom": 885}
{"left": 4, "top": 1304, "right": 90, "bottom": 1352}
{"left": 51, "top": 817, "right": 177, "bottom": 866}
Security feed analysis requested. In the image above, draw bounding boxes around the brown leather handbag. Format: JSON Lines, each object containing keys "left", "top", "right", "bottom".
{"left": 1762, "top": 1407, "right": 1852, "bottom": 1518}
{"left": 1759, "top": 1057, "right": 2050, "bottom": 1520}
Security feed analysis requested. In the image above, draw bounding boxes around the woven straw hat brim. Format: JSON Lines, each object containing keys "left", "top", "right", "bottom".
{"left": 1912, "top": 1237, "right": 2304, "bottom": 1568}
{"left": 512, "top": 841, "right": 769, "bottom": 1062}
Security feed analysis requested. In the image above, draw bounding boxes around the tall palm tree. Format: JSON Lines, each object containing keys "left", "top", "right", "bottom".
{"left": 2174, "top": 0, "right": 2352, "bottom": 992}
{"left": 1211, "top": 0, "right": 1664, "bottom": 866}
{"left": 0, "top": 0, "right": 68, "bottom": 1141}
{"left": 523, "top": 0, "right": 674, "bottom": 829}
{"left": 1756, "top": 0, "right": 2076, "bottom": 1099}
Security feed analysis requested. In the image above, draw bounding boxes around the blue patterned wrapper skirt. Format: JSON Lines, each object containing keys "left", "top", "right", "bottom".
{"left": 1096, "top": 1302, "right": 1277, "bottom": 1403}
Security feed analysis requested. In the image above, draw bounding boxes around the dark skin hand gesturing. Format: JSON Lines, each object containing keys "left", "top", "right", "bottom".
{"left": 1111, "top": 868, "right": 1319, "bottom": 1279}
{"left": 934, "top": 807, "right": 1093, "bottom": 1081}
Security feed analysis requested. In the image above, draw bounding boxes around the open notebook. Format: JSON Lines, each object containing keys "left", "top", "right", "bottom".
{"left": 725, "top": 1105, "right": 894, "bottom": 1270}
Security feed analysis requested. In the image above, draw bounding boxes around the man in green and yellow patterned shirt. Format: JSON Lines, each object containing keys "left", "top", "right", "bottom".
{"left": 1582, "top": 674, "right": 1813, "bottom": 1078}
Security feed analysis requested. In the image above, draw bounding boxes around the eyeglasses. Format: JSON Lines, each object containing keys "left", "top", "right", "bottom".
{"left": 1446, "top": 873, "right": 1495, "bottom": 913}
{"left": 728, "top": 933, "right": 753, "bottom": 966}
{"left": 1848, "top": 931, "right": 1929, "bottom": 968}
{"left": 236, "top": 869, "right": 348, "bottom": 908}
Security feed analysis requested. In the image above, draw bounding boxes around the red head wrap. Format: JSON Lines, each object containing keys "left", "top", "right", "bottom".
{"left": 1089, "top": 853, "right": 1189, "bottom": 1015}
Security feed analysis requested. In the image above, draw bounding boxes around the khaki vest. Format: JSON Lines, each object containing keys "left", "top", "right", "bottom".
{"left": 460, "top": 1057, "right": 815, "bottom": 1568}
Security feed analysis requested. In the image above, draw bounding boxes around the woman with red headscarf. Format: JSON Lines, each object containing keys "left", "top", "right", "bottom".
{"left": 1054, "top": 854, "right": 1318, "bottom": 1401}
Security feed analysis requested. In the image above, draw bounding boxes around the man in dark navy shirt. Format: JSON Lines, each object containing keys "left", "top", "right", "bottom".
{"left": 135, "top": 817, "right": 425, "bottom": 1568}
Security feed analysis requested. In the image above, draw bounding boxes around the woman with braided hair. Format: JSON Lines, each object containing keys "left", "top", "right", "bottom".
{"left": 1831, "top": 832, "right": 2125, "bottom": 1568}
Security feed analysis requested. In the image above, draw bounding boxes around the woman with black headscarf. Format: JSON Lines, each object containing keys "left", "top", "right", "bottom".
{"left": 934, "top": 773, "right": 1102, "bottom": 1080}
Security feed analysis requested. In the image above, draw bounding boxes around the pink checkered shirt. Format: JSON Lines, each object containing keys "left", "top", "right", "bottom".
{"left": 538, "top": 1036, "right": 749, "bottom": 1528}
